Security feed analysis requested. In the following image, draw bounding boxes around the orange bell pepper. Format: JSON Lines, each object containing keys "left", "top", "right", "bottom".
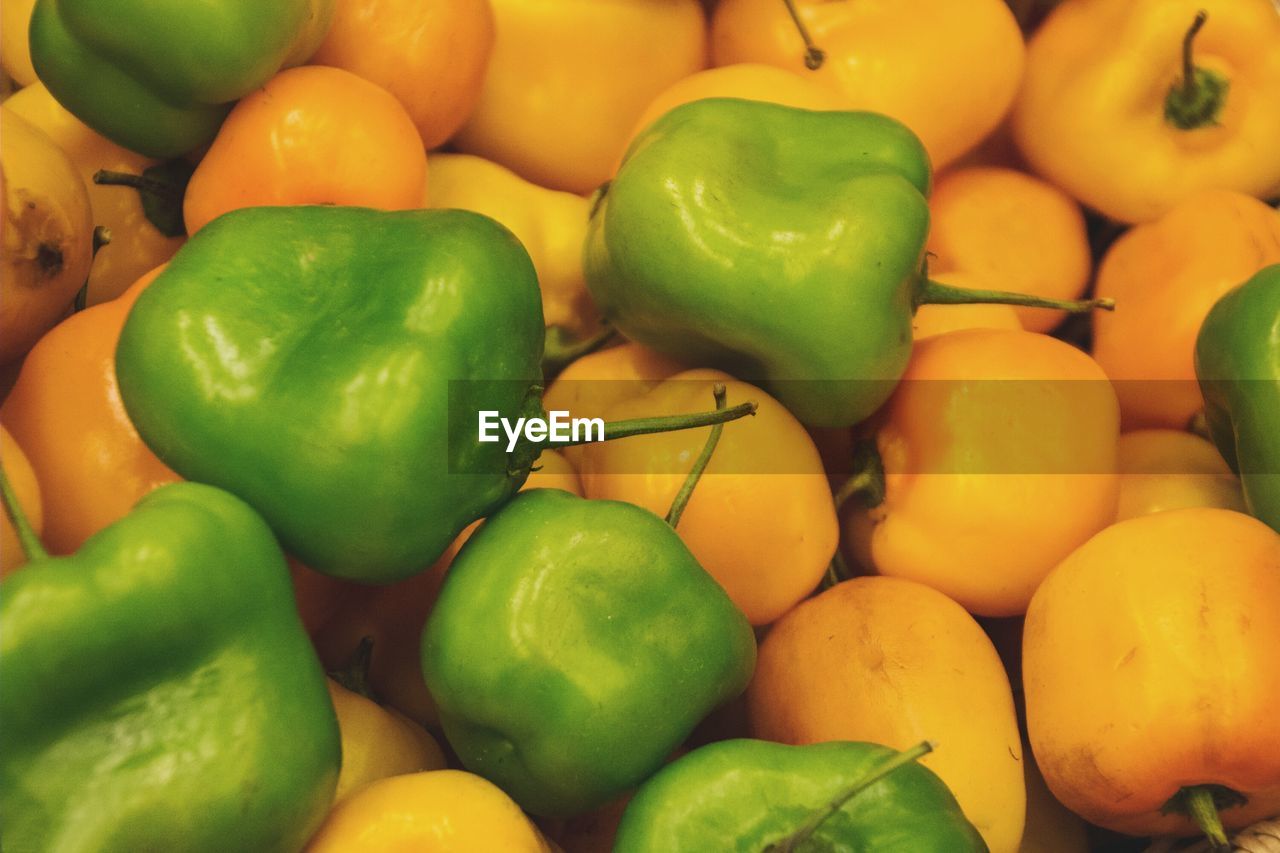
{"left": 747, "top": 576, "right": 1026, "bottom": 853}
{"left": 710, "top": 0, "right": 1025, "bottom": 168}
{"left": 0, "top": 425, "right": 43, "bottom": 578}
{"left": 182, "top": 66, "right": 427, "bottom": 235}
{"left": 5, "top": 83, "right": 185, "bottom": 305}
{"left": 578, "top": 369, "right": 837, "bottom": 625}
{"left": 926, "top": 166, "right": 1092, "bottom": 333}
{"left": 454, "top": 0, "right": 708, "bottom": 194}
{"left": 0, "top": 267, "right": 179, "bottom": 554}
{"left": 1116, "top": 429, "right": 1246, "bottom": 521}
{"left": 311, "top": 0, "right": 493, "bottom": 149}
{"left": 845, "top": 328, "right": 1120, "bottom": 617}
{"left": 1013, "top": 0, "right": 1280, "bottom": 223}
{"left": 1091, "top": 190, "right": 1280, "bottom": 430}
{"left": 305, "top": 770, "right": 554, "bottom": 852}
{"left": 1024, "top": 508, "right": 1280, "bottom": 842}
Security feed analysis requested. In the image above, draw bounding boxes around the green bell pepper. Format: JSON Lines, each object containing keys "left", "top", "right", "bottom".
{"left": 585, "top": 98, "right": 1110, "bottom": 428}
{"left": 421, "top": 487, "right": 757, "bottom": 818}
{"left": 0, "top": 478, "right": 340, "bottom": 853}
{"left": 1195, "top": 263, "right": 1280, "bottom": 532}
{"left": 29, "top": 0, "right": 335, "bottom": 157}
{"left": 115, "top": 206, "right": 545, "bottom": 584}
{"left": 614, "top": 740, "right": 987, "bottom": 853}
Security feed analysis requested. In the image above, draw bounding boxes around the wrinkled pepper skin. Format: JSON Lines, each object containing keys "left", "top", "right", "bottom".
{"left": 585, "top": 98, "right": 931, "bottom": 428}
{"left": 115, "top": 207, "right": 545, "bottom": 583}
{"left": 613, "top": 740, "right": 987, "bottom": 853}
{"left": 0, "top": 482, "right": 340, "bottom": 852}
{"left": 422, "top": 488, "right": 757, "bottom": 818}
{"left": 29, "top": 0, "right": 335, "bottom": 157}
{"left": 1195, "top": 264, "right": 1280, "bottom": 532}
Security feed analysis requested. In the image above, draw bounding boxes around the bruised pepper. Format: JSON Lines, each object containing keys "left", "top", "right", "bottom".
{"left": 1195, "top": 265, "right": 1280, "bottom": 532}
{"left": 585, "top": 98, "right": 1112, "bottom": 429}
{"left": 29, "top": 0, "right": 336, "bottom": 157}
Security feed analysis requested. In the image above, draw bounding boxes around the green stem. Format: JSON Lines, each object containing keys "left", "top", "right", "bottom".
{"left": 1163, "top": 11, "right": 1229, "bottom": 130}
{"left": 780, "top": 0, "right": 825, "bottom": 70}
{"left": 542, "top": 323, "right": 621, "bottom": 379}
{"left": 0, "top": 460, "right": 48, "bottom": 562}
{"left": 832, "top": 439, "right": 886, "bottom": 513}
{"left": 329, "top": 636, "right": 376, "bottom": 700}
{"left": 1162, "top": 784, "right": 1247, "bottom": 853}
{"left": 93, "top": 169, "right": 179, "bottom": 198}
{"left": 94, "top": 159, "right": 193, "bottom": 238}
{"left": 915, "top": 278, "right": 1114, "bottom": 313}
{"left": 764, "top": 741, "right": 935, "bottom": 852}
{"left": 538, "top": 400, "right": 757, "bottom": 451}
{"left": 75, "top": 226, "right": 112, "bottom": 313}
{"left": 666, "top": 384, "right": 728, "bottom": 528}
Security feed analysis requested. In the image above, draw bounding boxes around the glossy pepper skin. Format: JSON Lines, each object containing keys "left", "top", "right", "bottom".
{"left": 585, "top": 98, "right": 931, "bottom": 428}
{"left": 422, "top": 488, "right": 757, "bottom": 818}
{"left": 1195, "top": 265, "right": 1280, "bottom": 532}
{"left": 0, "top": 482, "right": 340, "bottom": 852}
{"left": 115, "top": 207, "right": 545, "bottom": 583}
{"left": 29, "top": 0, "right": 336, "bottom": 157}
{"left": 613, "top": 740, "right": 986, "bottom": 853}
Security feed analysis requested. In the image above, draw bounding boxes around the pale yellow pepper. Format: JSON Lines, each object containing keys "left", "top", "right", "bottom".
{"left": 5, "top": 83, "right": 184, "bottom": 305}
{"left": 428, "top": 152, "right": 596, "bottom": 337}
{"left": 306, "top": 770, "right": 554, "bottom": 852}
{"left": 326, "top": 678, "right": 446, "bottom": 803}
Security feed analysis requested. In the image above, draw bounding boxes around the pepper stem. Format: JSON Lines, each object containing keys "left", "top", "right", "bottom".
{"left": 780, "top": 0, "right": 825, "bottom": 70}
{"left": 832, "top": 439, "right": 886, "bottom": 513}
{"left": 1163, "top": 785, "right": 1246, "bottom": 852}
{"left": 540, "top": 400, "right": 756, "bottom": 450}
{"left": 0, "top": 460, "right": 47, "bottom": 563}
{"left": 329, "top": 636, "right": 376, "bottom": 699}
{"left": 75, "top": 226, "right": 112, "bottom": 313}
{"left": 916, "top": 278, "right": 1115, "bottom": 314}
{"left": 666, "top": 384, "right": 728, "bottom": 528}
{"left": 764, "top": 741, "right": 936, "bottom": 852}
{"left": 1163, "top": 11, "right": 1229, "bottom": 130}
{"left": 94, "top": 159, "right": 193, "bottom": 238}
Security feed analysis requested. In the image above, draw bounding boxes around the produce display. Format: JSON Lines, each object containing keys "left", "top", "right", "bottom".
{"left": 1, "top": 0, "right": 1278, "bottom": 851}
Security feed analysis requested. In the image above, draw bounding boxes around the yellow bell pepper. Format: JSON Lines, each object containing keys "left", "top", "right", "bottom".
{"left": 326, "top": 674, "right": 446, "bottom": 802}
{"left": 427, "top": 152, "right": 597, "bottom": 337}
{"left": 5, "top": 83, "right": 184, "bottom": 305}
{"left": 306, "top": 770, "right": 554, "bottom": 852}
{"left": 1013, "top": 0, "right": 1280, "bottom": 223}
{"left": 0, "top": 0, "right": 37, "bottom": 86}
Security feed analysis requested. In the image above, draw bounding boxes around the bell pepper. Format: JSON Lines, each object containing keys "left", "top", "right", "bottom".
{"left": 1195, "top": 264, "right": 1280, "bottom": 532}
{"left": 1, "top": 106, "right": 94, "bottom": 365}
{"left": 1024, "top": 508, "right": 1280, "bottom": 844}
{"left": 844, "top": 328, "right": 1121, "bottom": 617}
{"left": 1, "top": 267, "right": 179, "bottom": 555}
{"left": 306, "top": 770, "right": 554, "bottom": 852}
{"left": 422, "top": 487, "right": 757, "bottom": 817}
{"left": 115, "top": 206, "right": 751, "bottom": 583}
{"left": 0, "top": 478, "right": 340, "bottom": 852}
{"left": 5, "top": 83, "right": 186, "bottom": 305}
{"left": 585, "top": 98, "right": 1111, "bottom": 428}
{"left": 454, "top": 0, "right": 707, "bottom": 194}
{"left": 181, "top": 66, "right": 428, "bottom": 236}
{"left": 613, "top": 739, "right": 985, "bottom": 852}
{"left": 1115, "top": 429, "right": 1245, "bottom": 522}
{"left": 1091, "top": 190, "right": 1280, "bottom": 430}
{"left": 1, "top": 0, "right": 37, "bottom": 86}
{"left": 29, "top": 0, "right": 336, "bottom": 157}
{"left": 748, "top": 576, "right": 1026, "bottom": 853}
{"left": 710, "top": 0, "right": 1025, "bottom": 169}
{"left": 1012, "top": 0, "right": 1280, "bottom": 223}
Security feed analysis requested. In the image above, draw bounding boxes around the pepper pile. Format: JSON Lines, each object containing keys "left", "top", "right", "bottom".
{"left": 2, "top": 1, "right": 1279, "bottom": 851}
